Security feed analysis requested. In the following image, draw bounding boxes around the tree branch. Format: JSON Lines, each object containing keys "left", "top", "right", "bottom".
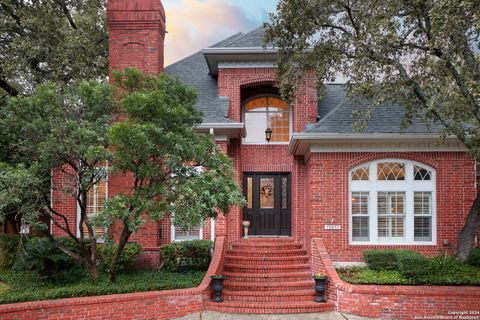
{"left": 54, "top": 1, "right": 78, "bottom": 30}
{"left": 45, "top": 232, "right": 83, "bottom": 262}
{"left": 0, "top": 78, "right": 18, "bottom": 96}
{"left": 43, "top": 195, "right": 79, "bottom": 241}
{"left": 0, "top": 3, "right": 21, "bottom": 26}
{"left": 341, "top": 1, "right": 360, "bottom": 36}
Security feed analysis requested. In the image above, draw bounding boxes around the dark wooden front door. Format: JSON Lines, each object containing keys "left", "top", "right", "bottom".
{"left": 243, "top": 173, "right": 291, "bottom": 236}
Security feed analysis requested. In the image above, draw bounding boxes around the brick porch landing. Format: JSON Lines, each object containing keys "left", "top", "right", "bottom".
{"left": 205, "top": 239, "right": 334, "bottom": 314}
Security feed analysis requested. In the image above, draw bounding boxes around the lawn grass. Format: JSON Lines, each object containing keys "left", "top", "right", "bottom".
{"left": 0, "top": 268, "right": 206, "bottom": 304}
{"left": 337, "top": 264, "right": 480, "bottom": 286}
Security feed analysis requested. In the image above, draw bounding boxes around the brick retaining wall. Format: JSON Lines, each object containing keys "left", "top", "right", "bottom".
{"left": 312, "top": 238, "right": 480, "bottom": 319}
{"left": 0, "top": 231, "right": 227, "bottom": 320}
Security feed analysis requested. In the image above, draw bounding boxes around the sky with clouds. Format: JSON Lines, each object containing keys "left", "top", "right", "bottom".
{"left": 162, "top": 0, "right": 279, "bottom": 66}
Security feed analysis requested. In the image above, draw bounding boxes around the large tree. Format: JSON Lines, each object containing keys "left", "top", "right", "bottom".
{"left": 96, "top": 69, "right": 245, "bottom": 281}
{"left": 0, "top": 80, "right": 115, "bottom": 279}
{"left": 0, "top": 0, "right": 107, "bottom": 99}
{"left": 266, "top": 0, "right": 480, "bottom": 260}
{"left": 0, "top": 70, "right": 244, "bottom": 281}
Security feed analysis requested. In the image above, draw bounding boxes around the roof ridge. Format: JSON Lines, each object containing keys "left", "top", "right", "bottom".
{"left": 225, "top": 25, "right": 265, "bottom": 47}
{"left": 210, "top": 32, "right": 245, "bottom": 48}
{"left": 167, "top": 32, "right": 249, "bottom": 69}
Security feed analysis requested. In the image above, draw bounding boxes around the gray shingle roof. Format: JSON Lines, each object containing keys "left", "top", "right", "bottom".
{"left": 165, "top": 52, "right": 231, "bottom": 124}
{"left": 221, "top": 26, "right": 270, "bottom": 47}
{"left": 309, "top": 84, "right": 444, "bottom": 134}
{"left": 317, "top": 84, "right": 347, "bottom": 119}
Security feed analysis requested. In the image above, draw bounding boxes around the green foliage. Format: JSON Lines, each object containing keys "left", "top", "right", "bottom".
{"left": 0, "top": 268, "right": 205, "bottom": 304}
{"left": 363, "top": 250, "right": 399, "bottom": 271}
{"left": 344, "top": 252, "right": 480, "bottom": 285}
{"left": 429, "top": 255, "right": 466, "bottom": 274}
{"left": 0, "top": 0, "right": 107, "bottom": 98}
{"left": 466, "top": 248, "right": 480, "bottom": 267}
{"left": 266, "top": 1, "right": 480, "bottom": 157}
{"left": 337, "top": 267, "right": 413, "bottom": 285}
{"left": 13, "top": 238, "right": 76, "bottom": 280}
{"left": 363, "top": 249, "right": 421, "bottom": 271}
{"left": 396, "top": 251, "right": 431, "bottom": 280}
{"left": 0, "top": 80, "right": 115, "bottom": 279}
{"left": 94, "top": 70, "right": 244, "bottom": 280}
{"left": 98, "top": 242, "right": 142, "bottom": 273}
{"left": 0, "top": 235, "right": 20, "bottom": 269}
{"left": 100, "top": 70, "right": 245, "bottom": 233}
{"left": 160, "top": 240, "right": 213, "bottom": 271}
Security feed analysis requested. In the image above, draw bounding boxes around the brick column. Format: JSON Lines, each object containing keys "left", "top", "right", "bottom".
{"left": 107, "top": 0, "right": 166, "bottom": 77}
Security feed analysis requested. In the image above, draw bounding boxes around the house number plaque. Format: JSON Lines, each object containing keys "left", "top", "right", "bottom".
{"left": 324, "top": 225, "right": 341, "bottom": 230}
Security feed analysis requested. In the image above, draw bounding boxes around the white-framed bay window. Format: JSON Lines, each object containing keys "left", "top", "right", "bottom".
{"left": 349, "top": 159, "right": 436, "bottom": 245}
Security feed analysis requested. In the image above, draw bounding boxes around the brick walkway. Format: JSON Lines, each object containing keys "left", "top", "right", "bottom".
{"left": 175, "top": 311, "right": 373, "bottom": 320}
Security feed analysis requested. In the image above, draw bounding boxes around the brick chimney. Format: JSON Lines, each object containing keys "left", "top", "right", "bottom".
{"left": 107, "top": 0, "right": 166, "bottom": 77}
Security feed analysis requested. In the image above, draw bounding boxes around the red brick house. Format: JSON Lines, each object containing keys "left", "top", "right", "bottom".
{"left": 49, "top": 0, "right": 477, "bottom": 314}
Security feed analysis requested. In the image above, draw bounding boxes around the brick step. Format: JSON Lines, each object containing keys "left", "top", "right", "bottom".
{"left": 226, "top": 254, "right": 308, "bottom": 260}
{"left": 204, "top": 301, "right": 335, "bottom": 314}
{"left": 223, "top": 271, "right": 312, "bottom": 278}
{"left": 222, "top": 289, "right": 315, "bottom": 302}
{"left": 231, "top": 243, "right": 303, "bottom": 250}
{"left": 225, "top": 256, "right": 309, "bottom": 265}
{"left": 223, "top": 263, "right": 310, "bottom": 273}
{"left": 227, "top": 248, "right": 307, "bottom": 256}
{"left": 222, "top": 271, "right": 312, "bottom": 282}
{"left": 223, "top": 279, "right": 314, "bottom": 290}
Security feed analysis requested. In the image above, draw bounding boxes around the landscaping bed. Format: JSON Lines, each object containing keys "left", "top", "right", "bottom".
{"left": 0, "top": 268, "right": 206, "bottom": 304}
{"left": 337, "top": 248, "right": 480, "bottom": 286}
{"left": 0, "top": 236, "right": 212, "bottom": 304}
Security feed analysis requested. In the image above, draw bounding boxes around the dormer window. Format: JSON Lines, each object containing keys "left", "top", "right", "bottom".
{"left": 243, "top": 96, "right": 290, "bottom": 143}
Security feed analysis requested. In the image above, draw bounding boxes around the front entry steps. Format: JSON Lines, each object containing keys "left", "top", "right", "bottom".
{"left": 205, "top": 239, "right": 334, "bottom": 314}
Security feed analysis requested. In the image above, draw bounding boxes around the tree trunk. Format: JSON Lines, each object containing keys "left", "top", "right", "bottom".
{"left": 456, "top": 192, "right": 480, "bottom": 261}
{"left": 87, "top": 258, "right": 99, "bottom": 280}
{"left": 108, "top": 223, "right": 131, "bottom": 282}
{"left": 88, "top": 239, "right": 98, "bottom": 281}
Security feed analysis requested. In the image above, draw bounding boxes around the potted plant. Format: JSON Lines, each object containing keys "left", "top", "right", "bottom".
{"left": 312, "top": 273, "right": 327, "bottom": 302}
{"left": 210, "top": 274, "right": 226, "bottom": 302}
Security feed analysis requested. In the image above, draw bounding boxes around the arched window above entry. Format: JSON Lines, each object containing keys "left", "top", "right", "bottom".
{"left": 349, "top": 160, "right": 436, "bottom": 244}
{"left": 243, "top": 96, "right": 290, "bottom": 143}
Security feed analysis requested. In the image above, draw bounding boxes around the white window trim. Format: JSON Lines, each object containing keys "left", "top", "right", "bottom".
{"left": 349, "top": 159, "right": 436, "bottom": 245}
{"left": 170, "top": 165, "right": 207, "bottom": 242}
{"left": 76, "top": 168, "right": 108, "bottom": 240}
{"left": 171, "top": 222, "right": 203, "bottom": 242}
{"left": 241, "top": 95, "right": 293, "bottom": 145}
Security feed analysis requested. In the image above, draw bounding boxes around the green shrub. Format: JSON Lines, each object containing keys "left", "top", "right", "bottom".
{"left": 0, "top": 268, "right": 206, "bottom": 304}
{"left": 429, "top": 254, "right": 466, "bottom": 274}
{"left": 0, "top": 235, "right": 21, "bottom": 269}
{"left": 160, "top": 240, "right": 213, "bottom": 271}
{"left": 396, "top": 251, "right": 431, "bottom": 280}
{"left": 98, "top": 241, "right": 142, "bottom": 273}
{"left": 363, "top": 250, "right": 400, "bottom": 270}
{"left": 337, "top": 267, "right": 413, "bottom": 285}
{"left": 363, "top": 249, "right": 427, "bottom": 272}
{"left": 466, "top": 248, "right": 480, "bottom": 267}
{"left": 13, "top": 237, "right": 75, "bottom": 279}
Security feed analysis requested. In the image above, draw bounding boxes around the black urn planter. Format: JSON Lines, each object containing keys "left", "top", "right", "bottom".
{"left": 313, "top": 276, "right": 327, "bottom": 303}
{"left": 210, "top": 275, "right": 226, "bottom": 302}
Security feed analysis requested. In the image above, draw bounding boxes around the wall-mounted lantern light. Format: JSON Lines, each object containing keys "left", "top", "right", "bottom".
{"left": 265, "top": 128, "right": 272, "bottom": 142}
